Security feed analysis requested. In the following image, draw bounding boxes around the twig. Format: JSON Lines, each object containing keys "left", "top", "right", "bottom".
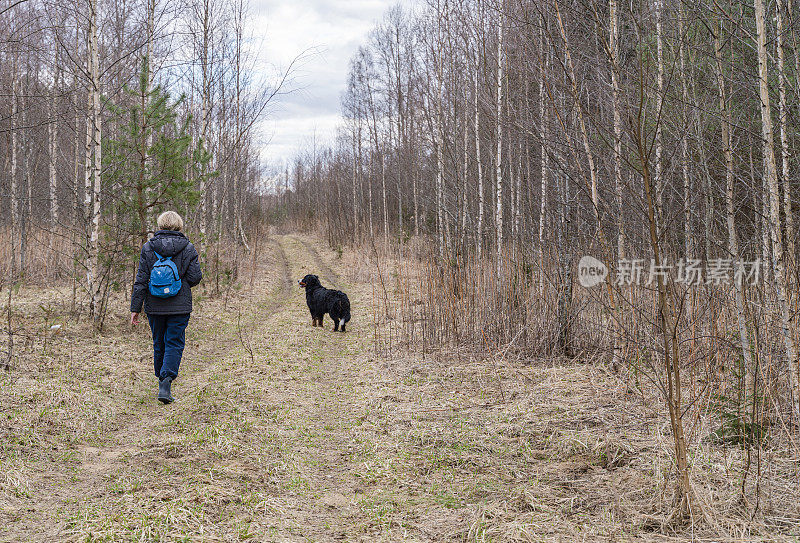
{"left": 235, "top": 310, "right": 256, "bottom": 366}
{"left": 4, "top": 277, "right": 13, "bottom": 371}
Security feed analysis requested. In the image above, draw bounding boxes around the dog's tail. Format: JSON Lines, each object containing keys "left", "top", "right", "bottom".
{"left": 334, "top": 293, "right": 351, "bottom": 324}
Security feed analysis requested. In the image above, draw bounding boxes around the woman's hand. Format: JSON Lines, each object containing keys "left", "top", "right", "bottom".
{"left": 131, "top": 312, "right": 140, "bottom": 326}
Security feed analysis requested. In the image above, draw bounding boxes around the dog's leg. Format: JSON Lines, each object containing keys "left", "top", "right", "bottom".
{"left": 333, "top": 319, "right": 339, "bottom": 332}
{"left": 340, "top": 320, "right": 346, "bottom": 332}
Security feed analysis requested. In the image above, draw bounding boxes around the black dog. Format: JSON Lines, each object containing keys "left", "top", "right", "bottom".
{"left": 298, "top": 274, "right": 351, "bottom": 332}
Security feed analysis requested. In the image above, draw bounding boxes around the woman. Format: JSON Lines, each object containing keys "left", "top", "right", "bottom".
{"left": 130, "top": 211, "right": 202, "bottom": 404}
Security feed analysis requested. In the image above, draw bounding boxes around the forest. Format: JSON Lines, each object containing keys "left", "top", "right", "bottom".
{"left": 3, "top": 0, "right": 800, "bottom": 539}
{"left": 277, "top": 0, "right": 800, "bottom": 532}
{"left": 0, "top": 0, "right": 282, "bottom": 325}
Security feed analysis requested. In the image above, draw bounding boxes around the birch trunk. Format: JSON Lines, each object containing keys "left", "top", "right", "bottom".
{"left": 21, "top": 93, "right": 30, "bottom": 273}
{"left": 654, "top": 0, "right": 664, "bottom": 219}
{"left": 610, "top": 0, "right": 624, "bottom": 262}
{"left": 789, "top": 0, "right": 800, "bottom": 125}
{"left": 367, "top": 149, "right": 373, "bottom": 235}
{"left": 395, "top": 39, "right": 405, "bottom": 241}
{"left": 146, "top": 0, "right": 155, "bottom": 90}
{"left": 352, "top": 125, "right": 360, "bottom": 237}
{"left": 434, "top": 21, "right": 446, "bottom": 257}
{"left": 475, "top": 51, "right": 484, "bottom": 261}
{"left": 85, "top": 0, "right": 102, "bottom": 322}
{"left": 436, "top": 89, "right": 445, "bottom": 257}
{"left": 609, "top": 0, "right": 624, "bottom": 369}
{"left": 381, "top": 62, "right": 392, "bottom": 248}
{"left": 72, "top": 15, "right": 81, "bottom": 233}
{"left": 10, "top": 73, "right": 19, "bottom": 276}
{"left": 539, "top": 18, "right": 548, "bottom": 295}
{"left": 461, "top": 82, "right": 469, "bottom": 246}
{"left": 381, "top": 153, "right": 389, "bottom": 248}
{"left": 703, "top": 158, "right": 713, "bottom": 263}
{"left": 753, "top": 0, "right": 800, "bottom": 419}
{"left": 144, "top": 0, "right": 156, "bottom": 229}
{"left": 513, "top": 145, "right": 521, "bottom": 248}
{"left": 199, "top": 0, "right": 212, "bottom": 246}
{"left": 556, "top": 167, "right": 572, "bottom": 355}
{"left": 49, "top": 68, "right": 60, "bottom": 225}
{"left": 397, "top": 158, "right": 403, "bottom": 241}
{"left": 713, "top": 16, "right": 755, "bottom": 419}
{"left": 763, "top": 166, "right": 770, "bottom": 268}
{"left": 777, "top": 0, "right": 797, "bottom": 284}
{"left": 494, "top": 14, "right": 504, "bottom": 263}
{"left": 137, "top": 57, "right": 149, "bottom": 246}
{"left": 678, "top": 8, "right": 691, "bottom": 259}
{"left": 411, "top": 116, "right": 418, "bottom": 238}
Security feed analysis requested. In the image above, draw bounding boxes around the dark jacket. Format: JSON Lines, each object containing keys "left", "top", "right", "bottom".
{"left": 130, "top": 230, "right": 202, "bottom": 315}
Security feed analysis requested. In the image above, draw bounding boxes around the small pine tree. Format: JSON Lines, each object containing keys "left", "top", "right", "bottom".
{"left": 104, "top": 57, "right": 214, "bottom": 247}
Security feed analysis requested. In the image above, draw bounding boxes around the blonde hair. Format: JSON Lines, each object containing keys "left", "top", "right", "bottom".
{"left": 157, "top": 211, "right": 184, "bottom": 232}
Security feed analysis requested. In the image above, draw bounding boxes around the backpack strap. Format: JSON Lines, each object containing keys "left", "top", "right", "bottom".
{"left": 152, "top": 251, "right": 178, "bottom": 280}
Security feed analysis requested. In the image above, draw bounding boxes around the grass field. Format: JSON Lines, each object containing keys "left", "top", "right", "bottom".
{"left": 1, "top": 234, "right": 798, "bottom": 542}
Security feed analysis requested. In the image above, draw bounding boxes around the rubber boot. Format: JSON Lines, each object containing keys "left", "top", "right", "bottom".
{"left": 158, "top": 377, "right": 174, "bottom": 404}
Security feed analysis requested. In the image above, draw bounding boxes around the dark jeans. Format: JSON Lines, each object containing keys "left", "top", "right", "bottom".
{"left": 147, "top": 313, "right": 190, "bottom": 380}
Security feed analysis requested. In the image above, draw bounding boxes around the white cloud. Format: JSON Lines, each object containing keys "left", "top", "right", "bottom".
{"left": 250, "top": 0, "right": 407, "bottom": 165}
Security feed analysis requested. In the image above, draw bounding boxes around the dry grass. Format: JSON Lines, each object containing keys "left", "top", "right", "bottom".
{"left": 0, "top": 233, "right": 799, "bottom": 541}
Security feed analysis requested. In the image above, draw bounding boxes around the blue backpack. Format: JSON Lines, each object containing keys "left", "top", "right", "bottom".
{"left": 149, "top": 251, "right": 182, "bottom": 298}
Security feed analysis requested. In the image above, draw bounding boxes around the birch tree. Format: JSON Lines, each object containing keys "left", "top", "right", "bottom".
{"left": 753, "top": 0, "right": 800, "bottom": 419}
{"left": 494, "top": 6, "right": 504, "bottom": 263}
{"left": 84, "top": 0, "right": 103, "bottom": 321}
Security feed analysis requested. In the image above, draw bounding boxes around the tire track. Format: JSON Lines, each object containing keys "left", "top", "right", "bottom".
{"left": 288, "top": 235, "right": 340, "bottom": 288}
{"left": 242, "top": 236, "right": 293, "bottom": 321}
{"left": 272, "top": 236, "right": 293, "bottom": 294}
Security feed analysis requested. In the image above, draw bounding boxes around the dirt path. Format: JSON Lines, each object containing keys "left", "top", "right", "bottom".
{"left": 2, "top": 234, "right": 391, "bottom": 541}
{"left": 289, "top": 234, "right": 340, "bottom": 288}
{"left": 3, "top": 234, "right": 765, "bottom": 542}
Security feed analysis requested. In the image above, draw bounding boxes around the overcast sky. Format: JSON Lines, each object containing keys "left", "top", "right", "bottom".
{"left": 250, "top": 0, "right": 405, "bottom": 168}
